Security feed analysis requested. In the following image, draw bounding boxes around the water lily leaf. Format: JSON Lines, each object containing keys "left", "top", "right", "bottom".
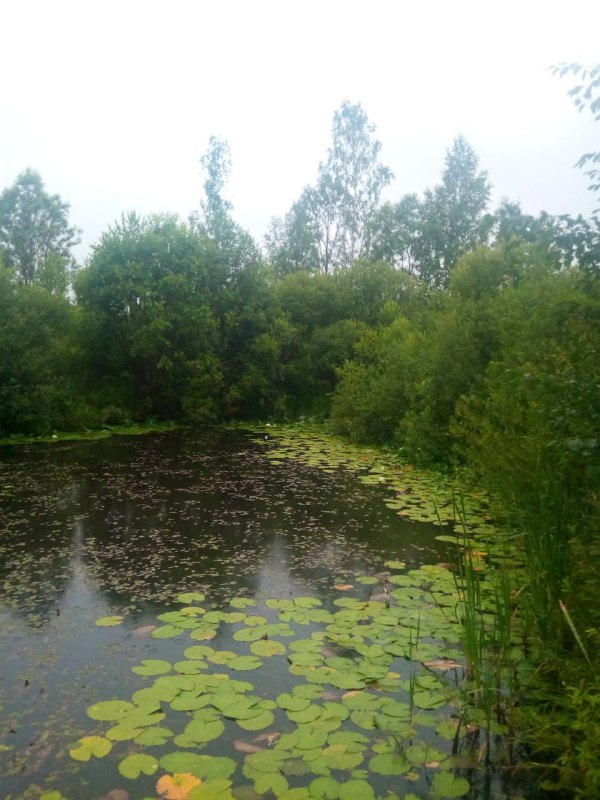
{"left": 119, "top": 752, "right": 159, "bottom": 779}
{"left": 177, "top": 592, "right": 206, "bottom": 604}
{"left": 250, "top": 639, "right": 286, "bottom": 657}
{"left": 185, "top": 645, "right": 215, "bottom": 659}
{"left": 157, "top": 772, "right": 201, "bottom": 800}
{"left": 69, "top": 735, "right": 112, "bottom": 761}
{"left": 40, "top": 794, "right": 68, "bottom": 800}
{"left": 255, "top": 771, "right": 288, "bottom": 796}
{"left": 105, "top": 723, "right": 144, "bottom": 741}
{"left": 96, "top": 615, "right": 124, "bottom": 626}
{"left": 204, "top": 611, "right": 246, "bottom": 624}
{"left": 432, "top": 772, "right": 470, "bottom": 798}
{"left": 188, "top": 779, "right": 234, "bottom": 800}
{"left": 289, "top": 639, "right": 322, "bottom": 653}
{"left": 322, "top": 745, "right": 364, "bottom": 770}
{"left": 237, "top": 710, "right": 275, "bottom": 731}
{"left": 292, "top": 684, "right": 323, "bottom": 700}
{"left": 227, "top": 655, "right": 263, "bottom": 671}
{"left": 152, "top": 625, "right": 185, "bottom": 639}
{"left": 413, "top": 690, "right": 448, "bottom": 710}
{"left": 338, "top": 780, "right": 374, "bottom": 800}
{"left": 134, "top": 725, "right": 174, "bottom": 746}
{"left": 190, "top": 625, "right": 218, "bottom": 641}
{"left": 171, "top": 692, "right": 211, "bottom": 712}
{"left": 276, "top": 692, "right": 309, "bottom": 712}
{"left": 309, "top": 776, "right": 340, "bottom": 799}
{"left": 265, "top": 599, "right": 294, "bottom": 610}
{"left": 230, "top": 597, "right": 257, "bottom": 609}
{"left": 208, "top": 650, "right": 237, "bottom": 665}
{"left": 88, "top": 700, "right": 135, "bottom": 721}
{"left": 132, "top": 659, "right": 172, "bottom": 676}
{"left": 182, "top": 718, "right": 225, "bottom": 743}
{"left": 246, "top": 749, "right": 289, "bottom": 772}
{"left": 293, "top": 596, "right": 322, "bottom": 608}
{"left": 161, "top": 752, "right": 210, "bottom": 774}
{"left": 174, "top": 659, "right": 209, "bottom": 674}
{"left": 368, "top": 753, "right": 411, "bottom": 775}
{"left": 356, "top": 576, "right": 379, "bottom": 585}
{"left": 243, "top": 615, "right": 269, "bottom": 627}
{"left": 287, "top": 704, "right": 322, "bottom": 724}
{"left": 221, "top": 698, "right": 264, "bottom": 720}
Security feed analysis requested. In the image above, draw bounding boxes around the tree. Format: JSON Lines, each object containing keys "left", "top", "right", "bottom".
{"left": 419, "top": 135, "right": 490, "bottom": 287}
{"left": 553, "top": 63, "right": 600, "bottom": 196}
{"left": 268, "top": 101, "right": 393, "bottom": 273}
{"left": 192, "top": 136, "right": 260, "bottom": 272}
{"left": 0, "top": 169, "right": 80, "bottom": 291}
{"left": 366, "top": 194, "right": 422, "bottom": 274}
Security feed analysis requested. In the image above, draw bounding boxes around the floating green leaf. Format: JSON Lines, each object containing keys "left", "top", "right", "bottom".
{"left": 95, "top": 615, "right": 124, "bottom": 626}
{"left": 118, "top": 752, "right": 159, "bottom": 779}
{"left": 227, "top": 655, "right": 263, "bottom": 671}
{"left": 250, "top": 639, "right": 286, "bottom": 657}
{"left": 432, "top": 771, "right": 470, "bottom": 798}
{"left": 132, "top": 659, "right": 172, "bottom": 676}
{"left": 87, "top": 700, "right": 135, "bottom": 721}
{"left": 368, "top": 752, "right": 411, "bottom": 775}
{"left": 177, "top": 591, "right": 206, "bottom": 603}
{"left": 69, "top": 735, "right": 112, "bottom": 761}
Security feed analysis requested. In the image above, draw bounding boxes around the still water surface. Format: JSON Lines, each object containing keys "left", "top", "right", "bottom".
{"left": 0, "top": 429, "right": 526, "bottom": 800}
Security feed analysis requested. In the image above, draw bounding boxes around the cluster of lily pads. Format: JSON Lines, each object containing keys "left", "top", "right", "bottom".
{"left": 252, "top": 425, "right": 493, "bottom": 533}
{"left": 61, "top": 560, "right": 485, "bottom": 800}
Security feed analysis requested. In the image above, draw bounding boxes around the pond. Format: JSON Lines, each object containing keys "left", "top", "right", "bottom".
{"left": 0, "top": 428, "right": 531, "bottom": 800}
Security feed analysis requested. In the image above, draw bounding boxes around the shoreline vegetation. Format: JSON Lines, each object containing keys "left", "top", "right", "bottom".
{"left": 1, "top": 77, "right": 599, "bottom": 796}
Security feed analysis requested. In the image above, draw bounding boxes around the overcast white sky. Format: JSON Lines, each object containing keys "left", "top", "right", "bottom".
{"left": 1, "top": 0, "right": 599, "bottom": 262}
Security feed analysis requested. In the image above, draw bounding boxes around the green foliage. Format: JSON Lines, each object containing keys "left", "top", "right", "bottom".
{"left": 0, "top": 168, "right": 80, "bottom": 291}
{"left": 267, "top": 101, "right": 392, "bottom": 273}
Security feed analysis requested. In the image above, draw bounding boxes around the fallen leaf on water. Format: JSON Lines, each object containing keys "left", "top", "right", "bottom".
{"left": 424, "top": 659, "right": 462, "bottom": 670}
{"left": 425, "top": 760, "right": 441, "bottom": 769}
{"left": 156, "top": 773, "right": 201, "bottom": 800}
{"left": 132, "top": 625, "right": 157, "bottom": 636}
{"left": 333, "top": 584, "right": 353, "bottom": 591}
{"left": 233, "top": 739, "right": 262, "bottom": 754}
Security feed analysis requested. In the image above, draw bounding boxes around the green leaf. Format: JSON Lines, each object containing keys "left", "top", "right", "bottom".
{"left": 118, "top": 752, "right": 159, "bottom": 779}
{"left": 87, "top": 700, "right": 134, "bottom": 721}
{"left": 237, "top": 709, "right": 275, "bottom": 731}
{"left": 151, "top": 624, "right": 184, "bottom": 639}
{"left": 69, "top": 735, "right": 112, "bottom": 761}
{"left": 309, "top": 776, "right": 340, "bottom": 799}
{"left": 230, "top": 597, "right": 257, "bottom": 609}
{"left": 133, "top": 725, "right": 173, "bottom": 746}
{"left": 95, "top": 615, "right": 124, "bottom": 626}
{"left": 250, "top": 639, "right": 286, "bottom": 657}
{"left": 227, "top": 655, "right": 263, "bottom": 671}
{"left": 368, "top": 752, "right": 411, "bottom": 775}
{"left": 338, "top": 780, "right": 374, "bottom": 800}
{"left": 255, "top": 772, "right": 289, "bottom": 796}
{"left": 432, "top": 772, "right": 470, "bottom": 798}
{"left": 177, "top": 591, "right": 206, "bottom": 603}
{"left": 132, "top": 659, "right": 172, "bottom": 676}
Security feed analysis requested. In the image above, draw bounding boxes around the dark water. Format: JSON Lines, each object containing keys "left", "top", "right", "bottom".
{"left": 0, "top": 429, "right": 528, "bottom": 800}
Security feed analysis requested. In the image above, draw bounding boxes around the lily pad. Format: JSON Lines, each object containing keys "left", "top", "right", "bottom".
{"left": 132, "top": 659, "right": 172, "bottom": 676}
{"left": 69, "top": 735, "right": 112, "bottom": 761}
{"left": 119, "top": 752, "right": 159, "bottom": 779}
{"left": 95, "top": 615, "right": 125, "bottom": 626}
{"left": 432, "top": 771, "right": 470, "bottom": 798}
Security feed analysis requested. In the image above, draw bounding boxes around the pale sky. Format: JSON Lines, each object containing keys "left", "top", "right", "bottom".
{"left": 1, "top": 0, "right": 599, "bottom": 263}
